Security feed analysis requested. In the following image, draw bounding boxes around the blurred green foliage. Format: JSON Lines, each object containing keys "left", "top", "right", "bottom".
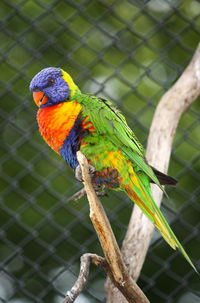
{"left": 0, "top": 0, "right": 200, "bottom": 302}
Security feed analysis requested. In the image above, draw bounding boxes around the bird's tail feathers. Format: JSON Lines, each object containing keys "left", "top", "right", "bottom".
{"left": 122, "top": 170, "right": 198, "bottom": 273}
{"left": 151, "top": 167, "right": 178, "bottom": 186}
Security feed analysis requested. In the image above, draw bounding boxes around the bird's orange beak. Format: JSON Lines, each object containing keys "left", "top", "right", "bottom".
{"left": 33, "top": 91, "right": 49, "bottom": 107}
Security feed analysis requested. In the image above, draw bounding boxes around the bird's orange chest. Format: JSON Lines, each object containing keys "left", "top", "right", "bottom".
{"left": 37, "top": 101, "right": 82, "bottom": 153}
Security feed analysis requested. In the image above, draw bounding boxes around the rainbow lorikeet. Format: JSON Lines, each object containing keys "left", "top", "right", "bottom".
{"left": 30, "top": 67, "right": 197, "bottom": 272}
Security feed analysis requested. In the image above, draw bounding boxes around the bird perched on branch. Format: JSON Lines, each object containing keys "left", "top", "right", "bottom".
{"left": 30, "top": 67, "right": 197, "bottom": 272}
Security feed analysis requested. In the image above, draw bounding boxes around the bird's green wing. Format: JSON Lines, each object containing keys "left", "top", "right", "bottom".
{"left": 78, "top": 94, "right": 164, "bottom": 192}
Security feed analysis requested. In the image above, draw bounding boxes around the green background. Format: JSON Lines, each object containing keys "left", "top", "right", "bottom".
{"left": 0, "top": 0, "right": 200, "bottom": 302}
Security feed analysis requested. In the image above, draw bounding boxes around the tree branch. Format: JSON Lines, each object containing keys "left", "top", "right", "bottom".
{"left": 68, "top": 187, "right": 107, "bottom": 202}
{"left": 105, "top": 43, "right": 200, "bottom": 302}
{"left": 62, "top": 254, "right": 93, "bottom": 303}
{"left": 72, "top": 151, "right": 150, "bottom": 303}
{"left": 62, "top": 253, "right": 125, "bottom": 303}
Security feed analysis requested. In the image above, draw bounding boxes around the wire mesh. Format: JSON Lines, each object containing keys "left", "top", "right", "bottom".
{"left": 0, "top": 0, "right": 200, "bottom": 302}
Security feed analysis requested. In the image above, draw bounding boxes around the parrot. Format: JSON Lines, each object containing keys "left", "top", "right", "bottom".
{"left": 30, "top": 67, "right": 197, "bottom": 272}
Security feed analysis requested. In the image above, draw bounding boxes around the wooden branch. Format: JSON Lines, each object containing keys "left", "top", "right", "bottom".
{"left": 105, "top": 43, "right": 200, "bottom": 302}
{"left": 62, "top": 254, "right": 93, "bottom": 303}
{"left": 68, "top": 187, "right": 107, "bottom": 202}
{"left": 62, "top": 253, "right": 131, "bottom": 303}
{"left": 75, "top": 151, "right": 150, "bottom": 303}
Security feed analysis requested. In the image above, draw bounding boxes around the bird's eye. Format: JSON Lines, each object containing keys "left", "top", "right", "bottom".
{"left": 48, "top": 79, "right": 55, "bottom": 86}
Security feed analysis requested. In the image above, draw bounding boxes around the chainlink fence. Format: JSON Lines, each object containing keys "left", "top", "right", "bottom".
{"left": 1, "top": 0, "right": 200, "bottom": 302}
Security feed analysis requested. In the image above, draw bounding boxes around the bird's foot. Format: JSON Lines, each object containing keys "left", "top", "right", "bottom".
{"left": 75, "top": 164, "right": 96, "bottom": 182}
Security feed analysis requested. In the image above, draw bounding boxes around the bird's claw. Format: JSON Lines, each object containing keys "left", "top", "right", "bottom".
{"left": 75, "top": 164, "right": 96, "bottom": 182}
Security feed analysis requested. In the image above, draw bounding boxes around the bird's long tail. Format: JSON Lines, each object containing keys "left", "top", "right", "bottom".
{"left": 122, "top": 167, "right": 197, "bottom": 273}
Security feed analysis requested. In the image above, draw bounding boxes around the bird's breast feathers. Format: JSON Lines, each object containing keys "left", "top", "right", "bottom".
{"left": 37, "top": 101, "right": 82, "bottom": 153}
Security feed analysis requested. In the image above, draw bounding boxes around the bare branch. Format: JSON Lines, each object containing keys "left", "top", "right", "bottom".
{"left": 106, "top": 43, "right": 200, "bottom": 302}
{"left": 68, "top": 187, "right": 107, "bottom": 202}
{"left": 62, "top": 253, "right": 123, "bottom": 303}
{"left": 76, "top": 151, "right": 150, "bottom": 303}
{"left": 68, "top": 188, "right": 86, "bottom": 201}
{"left": 62, "top": 254, "right": 92, "bottom": 303}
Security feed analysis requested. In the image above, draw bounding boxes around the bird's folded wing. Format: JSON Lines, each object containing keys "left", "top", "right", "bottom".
{"left": 80, "top": 95, "right": 164, "bottom": 192}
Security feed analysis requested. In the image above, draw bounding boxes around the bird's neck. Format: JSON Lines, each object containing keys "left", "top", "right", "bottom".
{"left": 37, "top": 101, "right": 82, "bottom": 154}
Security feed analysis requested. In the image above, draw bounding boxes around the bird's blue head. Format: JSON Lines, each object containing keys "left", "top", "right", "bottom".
{"left": 29, "top": 67, "right": 78, "bottom": 107}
